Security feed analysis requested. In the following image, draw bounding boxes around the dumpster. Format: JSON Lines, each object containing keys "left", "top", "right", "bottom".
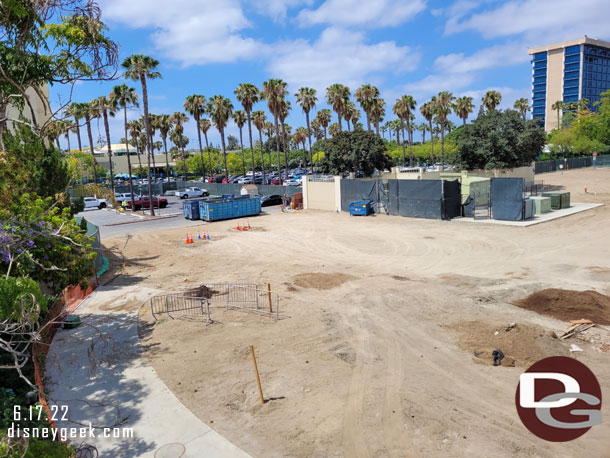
{"left": 349, "top": 201, "right": 372, "bottom": 216}
{"left": 530, "top": 196, "right": 551, "bottom": 214}
{"left": 199, "top": 197, "right": 261, "bottom": 222}
{"left": 183, "top": 199, "right": 204, "bottom": 220}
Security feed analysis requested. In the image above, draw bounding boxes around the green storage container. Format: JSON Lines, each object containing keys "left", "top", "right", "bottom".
{"left": 542, "top": 191, "right": 570, "bottom": 209}
{"left": 530, "top": 196, "right": 552, "bottom": 214}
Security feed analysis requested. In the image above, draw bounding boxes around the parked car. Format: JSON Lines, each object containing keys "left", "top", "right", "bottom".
{"left": 114, "top": 193, "right": 141, "bottom": 203}
{"left": 261, "top": 194, "right": 283, "bottom": 207}
{"left": 175, "top": 187, "right": 209, "bottom": 199}
{"left": 127, "top": 196, "right": 168, "bottom": 210}
{"left": 83, "top": 197, "right": 108, "bottom": 210}
{"left": 286, "top": 178, "right": 302, "bottom": 186}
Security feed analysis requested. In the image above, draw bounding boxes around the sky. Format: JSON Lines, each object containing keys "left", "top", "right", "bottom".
{"left": 51, "top": 0, "right": 610, "bottom": 149}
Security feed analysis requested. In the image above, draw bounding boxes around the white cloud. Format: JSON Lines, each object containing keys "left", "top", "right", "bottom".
{"left": 100, "top": 0, "right": 265, "bottom": 66}
{"left": 445, "top": 0, "right": 610, "bottom": 42}
{"left": 268, "top": 27, "right": 420, "bottom": 93}
{"left": 251, "top": 0, "right": 313, "bottom": 22}
{"left": 434, "top": 43, "right": 529, "bottom": 74}
{"left": 297, "top": 0, "right": 426, "bottom": 28}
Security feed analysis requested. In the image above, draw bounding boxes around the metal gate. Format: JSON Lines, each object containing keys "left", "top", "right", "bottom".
{"left": 150, "top": 294, "right": 210, "bottom": 322}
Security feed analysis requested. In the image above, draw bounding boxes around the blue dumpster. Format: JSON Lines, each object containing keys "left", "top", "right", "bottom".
{"left": 349, "top": 201, "right": 372, "bottom": 216}
{"left": 199, "top": 197, "right": 261, "bottom": 222}
{"left": 183, "top": 199, "right": 204, "bottom": 220}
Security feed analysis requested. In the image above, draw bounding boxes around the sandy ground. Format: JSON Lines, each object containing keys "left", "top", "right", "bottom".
{"left": 102, "top": 167, "right": 610, "bottom": 458}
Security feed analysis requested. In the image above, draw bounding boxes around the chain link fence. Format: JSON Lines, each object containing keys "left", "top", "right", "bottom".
{"left": 534, "top": 155, "right": 610, "bottom": 174}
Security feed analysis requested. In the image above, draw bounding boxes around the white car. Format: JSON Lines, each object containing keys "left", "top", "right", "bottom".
{"left": 175, "top": 187, "right": 209, "bottom": 199}
{"left": 115, "top": 193, "right": 140, "bottom": 203}
{"left": 83, "top": 197, "right": 108, "bottom": 210}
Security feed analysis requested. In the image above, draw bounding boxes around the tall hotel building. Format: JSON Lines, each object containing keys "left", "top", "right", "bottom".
{"left": 528, "top": 37, "right": 610, "bottom": 132}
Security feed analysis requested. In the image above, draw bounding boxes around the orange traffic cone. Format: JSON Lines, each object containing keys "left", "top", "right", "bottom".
{"left": 247, "top": 221, "right": 251, "bottom": 230}
{"left": 189, "top": 234, "right": 194, "bottom": 244}
{"left": 185, "top": 234, "right": 190, "bottom": 244}
{"left": 236, "top": 223, "right": 240, "bottom": 230}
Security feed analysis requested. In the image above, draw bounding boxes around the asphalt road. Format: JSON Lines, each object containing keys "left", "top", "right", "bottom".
{"left": 78, "top": 196, "right": 282, "bottom": 239}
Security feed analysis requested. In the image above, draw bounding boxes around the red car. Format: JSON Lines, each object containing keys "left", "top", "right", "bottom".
{"left": 127, "top": 196, "right": 168, "bottom": 210}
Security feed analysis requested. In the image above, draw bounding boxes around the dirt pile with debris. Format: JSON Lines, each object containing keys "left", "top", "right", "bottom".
{"left": 513, "top": 289, "right": 610, "bottom": 325}
{"left": 449, "top": 321, "right": 569, "bottom": 367}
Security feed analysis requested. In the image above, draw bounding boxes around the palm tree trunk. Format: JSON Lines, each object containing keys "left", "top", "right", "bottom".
{"left": 375, "top": 122, "right": 380, "bottom": 137}
{"left": 135, "top": 138, "right": 143, "bottom": 170}
{"left": 247, "top": 113, "right": 256, "bottom": 185}
{"left": 74, "top": 116, "right": 83, "bottom": 151}
{"left": 407, "top": 119, "right": 413, "bottom": 167}
{"left": 55, "top": 138, "right": 61, "bottom": 150}
{"left": 140, "top": 74, "right": 154, "bottom": 216}
{"left": 323, "top": 126, "right": 327, "bottom": 139}
{"left": 258, "top": 128, "right": 266, "bottom": 183}
{"left": 338, "top": 111, "right": 342, "bottom": 132}
{"left": 441, "top": 128, "right": 445, "bottom": 169}
{"left": 102, "top": 109, "right": 115, "bottom": 194}
{"left": 239, "top": 127, "right": 246, "bottom": 176}
{"left": 204, "top": 133, "right": 212, "bottom": 179}
{"left": 221, "top": 130, "right": 229, "bottom": 181}
{"left": 429, "top": 120, "right": 434, "bottom": 164}
{"left": 124, "top": 106, "right": 136, "bottom": 210}
{"left": 366, "top": 113, "right": 371, "bottom": 131}
{"left": 66, "top": 134, "right": 71, "bottom": 152}
{"left": 195, "top": 117, "right": 205, "bottom": 181}
{"left": 281, "top": 122, "right": 288, "bottom": 181}
{"left": 274, "top": 115, "right": 282, "bottom": 184}
{"left": 163, "top": 136, "right": 170, "bottom": 181}
{"left": 305, "top": 111, "right": 312, "bottom": 165}
{"left": 182, "top": 147, "right": 187, "bottom": 178}
{"left": 86, "top": 118, "right": 98, "bottom": 183}
{"left": 400, "top": 118, "right": 406, "bottom": 165}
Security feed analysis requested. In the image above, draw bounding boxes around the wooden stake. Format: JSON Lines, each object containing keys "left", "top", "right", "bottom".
{"left": 250, "top": 345, "right": 265, "bottom": 404}
{"left": 267, "top": 283, "right": 273, "bottom": 313}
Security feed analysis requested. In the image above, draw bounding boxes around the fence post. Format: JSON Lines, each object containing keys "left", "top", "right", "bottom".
{"left": 267, "top": 283, "right": 273, "bottom": 313}
{"left": 250, "top": 345, "right": 265, "bottom": 404}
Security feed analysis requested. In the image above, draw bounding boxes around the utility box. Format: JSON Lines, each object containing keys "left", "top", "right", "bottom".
{"left": 530, "top": 196, "right": 552, "bottom": 214}
{"left": 522, "top": 198, "right": 535, "bottom": 220}
{"left": 542, "top": 191, "right": 571, "bottom": 209}
{"left": 349, "top": 201, "right": 372, "bottom": 216}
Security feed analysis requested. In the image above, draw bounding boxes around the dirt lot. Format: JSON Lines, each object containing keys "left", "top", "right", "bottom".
{"left": 105, "top": 167, "right": 610, "bottom": 458}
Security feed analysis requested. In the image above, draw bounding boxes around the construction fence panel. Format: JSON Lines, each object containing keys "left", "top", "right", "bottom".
{"left": 397, "top": 180, "right": 443, "bottom": 219}
{"left": 387, "top": 180, "right": 399, "bottom": 216}
{"left": 442, "top": 179, "right": 462, "bottom": 220}
{"left": 340, "top": 179, "right": 379, "bottom": 212}
{"left": 491, "top": 177, "right": 524, "bottom": 221}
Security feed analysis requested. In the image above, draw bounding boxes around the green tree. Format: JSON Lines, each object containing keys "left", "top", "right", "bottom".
{"left": 316, "top": 109, "right": 332, "bottom": 139}
{"left": 369, "top": 97, "right": 386, "bottom": 137}
{"left": 233, "top": 110, "right": 247, "bottom": 175}
{"left": 199, "top": 118, "right": 213, "bottom": 177}
{"left": 154, "top": 113, "right": 173, "bottom": 180}
{"left": 551, "top": 100, "right": 564, "bottom": 130}
{"left": 454, "top": 96, "right": 474, "bottom": 127}
{"left": 393, "top": 95, "right": 417, "bottom": 166}
{"left": 91, "top": 95, "right": 118, "bottom": 193}
{"left": 207, "top": 95, "right": 233, "bottom": 180}
{"left": 482, "top": 90, "right": 502, "bottom": 112}
{"left": 262, "top": 79, "right": 288, "bottom": 182}
{"left": 235, "top": 83, "right": 260, "bottom": 183}
{"left": 435, "top": 91, "right": 455, "bottom": 167}
{"left": 456, "top": 109, "right": 545, "bottom": 169}
{"left": 122, "top": 54, "right": 161, "bottom": 215}
{"left": 514, "top": 98, "right": 530, "bottom": 121}
{"left": 420, "top": 99, "right": 436, "bottom": 163}
{"left": 67, "top": 103, "right": 84, "bottom": 151}
{"left": 295, "top": 87, "right": 317, "bottom": 164}
{"left": 326, "top": 83, "right": 350, "bottom": 132}
{"left": 170, "top": 112, "right": 189, "bottom": 178}
{"left": 319, "top": 130, "right": 392, "bottom": 176}
{"left": 252, "top": 110, "right": 267, "bottom": 181}
{"left": 355, "top": 84, "right": 379, "bottom": 131}
{"left": 184, "top": 95, "right": 207, "bottom": 180}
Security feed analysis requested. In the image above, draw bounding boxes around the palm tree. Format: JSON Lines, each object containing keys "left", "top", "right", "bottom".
{"left": 252, "top": 110, "right": 267, "bottom": 182}
{"left": 153, "top": 113, "right": 172, "bottom": 180}
{"left": 262, "top": 79, "right": 288, "bottom": 182}
{"left": 418, "top": 122, "right": 428, "bottom": 144}
{"left": 207, "top": 95, "right": 233, "bottom": 181}
{"left": 380, "top": 122, "right": 389, "bottom": 139}
{"left": 82, "top": 101, "right": 99, "bottom": 183}
{"left": 295, "top": 87, "right": 317, "bottom": 165}
{"left": 328, "top": 123, "right": 340, "bottom": 137}
{"left": 435, "top": 91, "right": 455, "bottom": 168}
{"left": 127, "top": 120, "right": 143, "bottom": 171}
{"left": 420, "top": 99, "right": 436, "bottom": 163}
{"left": 369, "top": 97, "right": 386, "bottom": 137}
{"left": 355, "top": 84, "right": 379, "bottom": 131}
{"left": 279, "top": 99, "right": 291, "bottom": 175}
{"left": 184, "top": 94, "right": 207, "bottom": 181}
{"left": 482, "top": 90, "right": 502, "bottom": 112}
{"left": 146, "top": 114, "right": 159, "bottom": 180}
{"left": 326, "top": 83, "right": 350, "bottom": 131}
{"left": 92, "top": 95, "right": 118, "bottom": 193}
{"left": 514, "top": 98, "right": 530, "bottom": 121}
{"left": 233, "top": 110, "right": 247, "bottom": 176}
{"left": 351, "top": 108, "right": 361, "bottom": 130}
{"left": 61, "top": 119, "right": 75, "bottom": 152}
{"left": 67, "top": 102, "right": 85, "bottom": 152}
{"left": 393, "top": 95, "right": 417, "bottom": 166}
{"left": 199, "top": 118, "right": 212, "bottom": 177}
{"left": 122, "top": 54, "right": 161, "bottom": 215}
{"left": 235, "top": 83, "right": 260, "bottom": 184}
{"left": 550, "top": 100, "right": 564, "bottom": 130}
{"left": 294, "top": 127, "right": 308, "bottom": 164}
{"left": 109, "top": 85, "right": 139, "bottom": 208}
{"left": 454, "top": 96, "right": 474, "bottom": 128}
{"left": 316, "top": 109, "right": 331, "bottom": 139}
{"left": 170, "top": 112, "right": 189, "bottom": 178}
{"left": 343, "top": 100, "right": 357, "bottom": 131}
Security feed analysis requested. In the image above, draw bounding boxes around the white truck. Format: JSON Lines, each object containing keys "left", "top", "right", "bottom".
{"left": 175, "top": 187, "right": 209, "bottom": 199}
{"left": 83, "top": 197, "right": 108, "bottom": 210}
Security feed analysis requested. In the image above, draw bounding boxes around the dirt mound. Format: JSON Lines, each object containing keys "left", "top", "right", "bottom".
{"left": 294, "top": 272, "right": 355, "bottom": 290}
{"left": 449, "top": 321, "right": 569, "bottom": 367}
{"left": 513, "top": 289, "right": 610, "bottom": 325}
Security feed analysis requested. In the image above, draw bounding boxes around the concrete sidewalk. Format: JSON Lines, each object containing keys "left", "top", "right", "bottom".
{"left": 46, "top": 285, "right": 251, "bottom": 458}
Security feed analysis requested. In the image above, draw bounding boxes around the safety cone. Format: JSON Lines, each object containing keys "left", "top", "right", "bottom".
{"left": 185, "top": 234, "right": 190, "bottom": 244}
{"left": 198, "top": 231, "right": 202, "bottom": 240}
{"left": 206, "top": 232, "right": 210, "bottom": 240}
{"left": 247, "top": 221, "right": 251, "bottom": 230}
{"left": 236, "top": 223, "right": 240, "bottom": 230}
{"left": 189, "top": 234, "right": 194, "bottom": 244}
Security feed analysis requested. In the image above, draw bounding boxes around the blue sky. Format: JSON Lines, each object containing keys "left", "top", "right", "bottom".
{"left": 51, "top": 0, "right": 610, "bottom": 149}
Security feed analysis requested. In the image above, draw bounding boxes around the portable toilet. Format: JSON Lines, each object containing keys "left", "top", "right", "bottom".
{"left": 240, "top": 184, "right": 258, "bottom": 198}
